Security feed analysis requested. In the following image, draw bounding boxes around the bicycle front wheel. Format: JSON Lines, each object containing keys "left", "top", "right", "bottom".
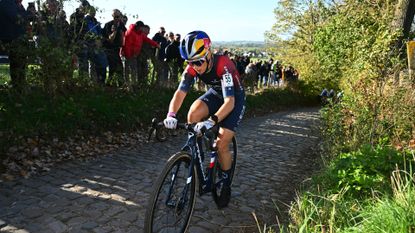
{"left": 144, "top": 152, "right": 197, "bottom": 233}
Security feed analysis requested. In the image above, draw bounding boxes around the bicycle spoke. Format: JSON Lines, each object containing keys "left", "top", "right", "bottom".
{"left": 147, "top": 153, "right": 195, "bottom": 233}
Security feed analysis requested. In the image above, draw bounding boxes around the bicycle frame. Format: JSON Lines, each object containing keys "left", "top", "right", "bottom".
{"left": 145, "top": 120, "right": 237, "bottom": 232}
{"left": 182, "top": 130, "right": 217, "bottom": 196}
{"left": 164, "top": 128, "right": 217, "bottom": 210}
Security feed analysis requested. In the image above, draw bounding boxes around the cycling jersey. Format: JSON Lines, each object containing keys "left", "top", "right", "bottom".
{"left": 177, "top": 54, "right": 245, "bottom": 132}
{"left": 178, "top": 54, "right": 244, "bottom": 98}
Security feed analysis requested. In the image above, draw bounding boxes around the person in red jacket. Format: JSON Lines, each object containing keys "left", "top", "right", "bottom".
{"left": 121, "top": 21, "right": 159, "bottom": 86}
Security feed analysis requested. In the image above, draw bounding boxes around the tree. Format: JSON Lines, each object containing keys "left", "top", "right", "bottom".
{"left": 391, "top": 0, "right": 415, "bottom": 41}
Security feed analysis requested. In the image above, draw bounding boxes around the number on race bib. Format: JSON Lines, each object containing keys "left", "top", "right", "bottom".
{"left": 222, "top": 73, "right": 233, "bottom": 87}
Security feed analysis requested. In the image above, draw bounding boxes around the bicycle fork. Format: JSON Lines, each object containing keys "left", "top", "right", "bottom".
{"left": 165, "top": 155, "right": 196, "bottom": 213}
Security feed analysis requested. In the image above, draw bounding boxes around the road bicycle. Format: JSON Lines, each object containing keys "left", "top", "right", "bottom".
{"left": 144, "top": 118, "right": 238, "bottom": 233}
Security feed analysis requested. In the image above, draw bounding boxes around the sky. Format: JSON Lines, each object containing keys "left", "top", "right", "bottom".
{"left": 26, "top": 0, "right": 277, "bottom": 42}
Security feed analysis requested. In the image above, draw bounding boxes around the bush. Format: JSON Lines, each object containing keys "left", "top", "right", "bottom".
{"left": 325, "top": 145, "right": 406, "bottom": 197}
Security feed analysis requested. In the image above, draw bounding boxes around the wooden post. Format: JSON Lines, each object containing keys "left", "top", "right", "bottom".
{"left": 407, "top": 41, "right": 415, "bottom": 83}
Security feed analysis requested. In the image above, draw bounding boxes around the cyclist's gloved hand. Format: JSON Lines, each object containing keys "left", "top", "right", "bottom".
{"left": 164, "top": 112, "right": 178, "bottom": 129}
{"left": 194, "top": 118, "right": 216, "bottom": 135}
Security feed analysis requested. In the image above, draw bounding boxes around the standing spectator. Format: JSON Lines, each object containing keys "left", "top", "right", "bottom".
{"left": 121, "top": 21, "right": 159, "bottom": 87}
{"left": 235, "top": 56, "right": 245, "bottom": 78}
{"left": 69, "top": 0, "right": 89, "bottom": 77}
{"left": 266, "top": 58, "right": 273, "bottom": 86}
{"left": 102, "top": 9, "right": 126, "bottom": 86}
{"left": 259, "top": 61, "right": 269, "bottom": 89}
{"left": 137, "top": 24, "right": 154, "bottom": 84}
{"left": 165, "top": 32, "right": 184, "bottom": 88}
{"left": 34, "top": 0, "right": 73, "bottom": 90}
{"left": 271, "top": 60, "right": 282, "bottom": 87}
{"left": 26, "top": 1, "right": 39, "bottom": 38}
{"left": 244, "top": 62, "right": 257, "bottom": 93}
{"left": 83, "top": 7, "right": 107, "bottom": 84}
{"left": 284, "top": 65, "right": 294, "bottom": 82}
{"left": 152, "top": 26, "right": 169, "bottom": 87}
{"left": 0, "top": 0, "right": 28, "bottom": 90}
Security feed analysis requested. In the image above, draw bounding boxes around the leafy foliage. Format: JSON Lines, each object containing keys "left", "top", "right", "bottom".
{"left": 266, "top": 0, "right": 415, "bottom": 232}
{"left": 326, "top": 145, "right": 406, "bottom": 197}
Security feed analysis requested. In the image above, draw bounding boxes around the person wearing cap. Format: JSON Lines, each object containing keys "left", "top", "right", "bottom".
{"left": 121, "top": 20, "right": 159, "bottom": 86}
{"left": 102, "top": 9, "right": 126, "bottom": 86}
{"left": 164, "top": 32, "right": 183, "bottom": 88}
{"left": 152, "top": 26, "right": 169, "bottom": 86}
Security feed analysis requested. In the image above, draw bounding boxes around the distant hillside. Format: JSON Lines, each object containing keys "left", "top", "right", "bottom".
{"left": 213, "top": 41, "right": 265, "bottom": 48}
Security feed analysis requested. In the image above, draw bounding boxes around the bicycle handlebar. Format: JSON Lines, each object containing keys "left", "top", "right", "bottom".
{"left": 147, "top": 118, "right": 218, "bottom": 142}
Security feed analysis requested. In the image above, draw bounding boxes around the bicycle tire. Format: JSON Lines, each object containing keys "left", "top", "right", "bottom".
{"left": 144, "top": 152, "right": 197, "bottom": 233}
{"left": 212, "top": 136, "right": 237, "bottom": 205}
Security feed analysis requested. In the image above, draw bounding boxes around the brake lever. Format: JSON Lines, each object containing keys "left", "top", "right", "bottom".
{"left": 147, "top": 118, "right": 159, "bottom": 142}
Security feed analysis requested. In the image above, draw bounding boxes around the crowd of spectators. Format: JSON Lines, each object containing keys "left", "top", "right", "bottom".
{"left": 219, "top": 51, "right": 299, "bottom": 93}
{"left": 0, "top": 0, "right": 186, "bottom": 90}
{"left": 0, "top": 0, "right": 299, "bottom": 92}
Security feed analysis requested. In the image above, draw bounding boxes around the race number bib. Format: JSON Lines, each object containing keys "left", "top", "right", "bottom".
{"left": 222, "top": 73, "right": 234, "bottom": 87}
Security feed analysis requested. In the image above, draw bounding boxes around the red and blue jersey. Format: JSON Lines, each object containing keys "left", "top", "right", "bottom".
{"left": 178, "top": 54, "right": 244, "bottom": 98}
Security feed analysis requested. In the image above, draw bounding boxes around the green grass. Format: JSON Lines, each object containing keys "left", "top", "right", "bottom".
{"left": 285, "top": 148, "right": 415, "bottom": 233}
{"left": 342, "top": 166, "right": 415, "bottom": 233}
{"left": 0, "top": 65, "right": 10, "bottom": 85}
{"left": 0, "top": 86, "right": 318, "bottom": 160}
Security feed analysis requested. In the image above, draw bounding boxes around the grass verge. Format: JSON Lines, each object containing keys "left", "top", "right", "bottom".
{"left": 0, "top": 86, "right": 318, "bottom": 161}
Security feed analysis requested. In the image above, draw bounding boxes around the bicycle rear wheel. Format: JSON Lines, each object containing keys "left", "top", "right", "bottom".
{"left": 144, "top": 152, "right": 197, "bottom": 233}
{"left": 212, "top": 136, "right": 237, "bottom": 203}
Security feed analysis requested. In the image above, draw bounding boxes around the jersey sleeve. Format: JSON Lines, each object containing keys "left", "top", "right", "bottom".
{"left": 178, "top": 65, "right": 197, "bottom": 93}
{"left": 221, "top": 70, "right": 235, "bottom": 97}
{"left": 216, "top": 56, "right": 240, "bottom": 98}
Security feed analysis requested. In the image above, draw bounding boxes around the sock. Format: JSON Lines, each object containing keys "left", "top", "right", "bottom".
{"left": 221, "top": 169, "right": 232, "bottom": 186}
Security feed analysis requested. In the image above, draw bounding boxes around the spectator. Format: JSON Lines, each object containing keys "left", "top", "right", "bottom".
{"left": 137, "top": 24, "right": 154, "bottom": 84}
{"left": 36, "top": 0, "right": 69, "bottom": 44}
{"left": 165, "top": 32, "right": 184, "bottom": 88}
{"left": 26, "top": 1, "right": 39, "bottom": 38}
{"left": 271, "top": 60, "right": 282, "bottom": 87}
{"left": 102, "top": 9, "right": 126, "bottom": 86}
{"left": 284, "top": 65, "right": 294, "bottom": 82}
{"left": 69, "top": 0, "right": 89, "bottom": 43}
{"left": 152, "top": 26, "right": 169, "bottom": 87}
{"left": 121, "top": 20, "right": 159, "bottom": 87}
{"left": 244, "top": 62, "right": 257, "bottom": 93}
{"left": 0, "top": 0, "right": 28, "bottom": 90}
{"left": 83, "top": 6, "right": 107, "bottom": 84}
{"left": 259, "top": 61, "right": 269, "bottom": 89}
{"left": 235, "top": 56, "right": 245, "bottom": 78}
{"left": 69, "top": 0, "right": 89, "bottom": 77}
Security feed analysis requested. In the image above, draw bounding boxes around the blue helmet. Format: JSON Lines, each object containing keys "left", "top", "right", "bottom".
{"left": 179, "top": 31, "right": 211, "bottom": 61}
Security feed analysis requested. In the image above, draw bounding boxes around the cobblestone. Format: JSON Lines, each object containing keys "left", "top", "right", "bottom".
{"left": 0, "top": 108, "right": 320, "bottom": 232}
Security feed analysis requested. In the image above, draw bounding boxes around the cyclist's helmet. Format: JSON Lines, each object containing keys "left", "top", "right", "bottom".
{"left": 179, "top": 31, "right": 211, "bottom": 61}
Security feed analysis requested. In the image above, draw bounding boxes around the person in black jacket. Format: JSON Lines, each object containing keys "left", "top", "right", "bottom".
{"left": 0, "top": 0, "right": 28, "bottom": 90}
{"left": 152, "top": 27, "right": 169, "bottom": 87}
{"left": 165, "top": 33, "right": 184, "bottom": 87}
{"left": 102, "top": 9, "right": 126, "bottom": 86}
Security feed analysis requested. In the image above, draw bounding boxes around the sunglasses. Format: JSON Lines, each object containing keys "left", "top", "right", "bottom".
{"left": 187, "top": 59, "right": 205, "bottom": 67}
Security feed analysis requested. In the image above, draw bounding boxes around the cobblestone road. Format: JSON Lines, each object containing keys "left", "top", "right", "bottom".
{"left": 0, "top": 107, "right": 320, "bottom": 233}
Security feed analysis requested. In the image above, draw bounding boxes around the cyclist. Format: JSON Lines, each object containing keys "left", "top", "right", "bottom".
{"left": 163, "top": 31, "right": 246, "bottom": 208}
